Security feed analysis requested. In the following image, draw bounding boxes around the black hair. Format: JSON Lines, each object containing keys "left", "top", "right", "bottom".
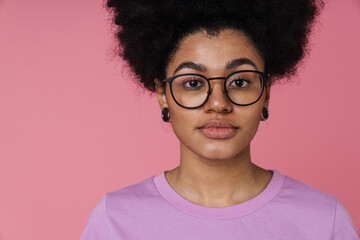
{"left": 106, "top": 0, "right": 324, "bottom": 94}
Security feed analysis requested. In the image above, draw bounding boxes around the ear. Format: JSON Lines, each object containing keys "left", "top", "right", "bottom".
{"left": 264, "top": 78, "right": 271, "bottom": 107}
{"left": 154, "top": 78, "right": 168, "bottom": 109}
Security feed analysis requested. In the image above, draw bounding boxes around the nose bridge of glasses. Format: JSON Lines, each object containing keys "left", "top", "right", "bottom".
{"left": 207, "top": 77, "right": 227, "bottom": 93}
{"left": 208, "top": 77, "right": 228, "bottom": 108}
{"left": 205, "top": 77, "right": 233, "bottom": 110}
{"left": 208, "top": 77, "right": 226, "bottom": 81}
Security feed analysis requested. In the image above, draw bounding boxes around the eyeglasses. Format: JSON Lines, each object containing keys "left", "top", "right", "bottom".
{"left": 162, "top": 70, "right": 270, "bottom": 109}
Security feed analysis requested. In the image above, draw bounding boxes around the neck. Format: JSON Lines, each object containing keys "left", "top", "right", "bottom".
{"left": 165, "top": 143, "right": 272, "bottom": 207}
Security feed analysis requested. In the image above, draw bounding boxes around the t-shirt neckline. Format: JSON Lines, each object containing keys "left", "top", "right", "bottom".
{"left": 153, "top": 169, "right": 285, "bottom": 219}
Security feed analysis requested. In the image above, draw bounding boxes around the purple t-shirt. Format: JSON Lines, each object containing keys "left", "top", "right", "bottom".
{"left": 80, "top": 169, "right": 359, "bottom": 239}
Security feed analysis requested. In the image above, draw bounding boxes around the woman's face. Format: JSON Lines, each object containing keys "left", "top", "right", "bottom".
{"left": 155, "top": 29, "right": 270, "bottom": 160}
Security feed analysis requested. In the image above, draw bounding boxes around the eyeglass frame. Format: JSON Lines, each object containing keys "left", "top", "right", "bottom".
{"left": 161, "top": 70, "right": 271, "bottom": 109}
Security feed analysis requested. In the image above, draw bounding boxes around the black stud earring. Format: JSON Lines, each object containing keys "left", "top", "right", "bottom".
{"left": 161, "top": 107, "right": 170, "bottom": 122}
{"left": 261, "top": 106, "right": 269, "bottom": 121}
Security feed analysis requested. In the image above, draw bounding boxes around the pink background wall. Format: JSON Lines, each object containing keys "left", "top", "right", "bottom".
{"left": 0, "top": 0, "right": 359, "bottom": 239}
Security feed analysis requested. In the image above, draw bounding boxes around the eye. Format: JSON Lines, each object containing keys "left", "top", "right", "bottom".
{"left": 184, "top": 80, "right": 203, "bottom": 88}
{"left": 229, "top": 78, "right": 250, "bottom": 88}
{"left": 173, "top": 75, "right": 207, "bottom": 91}
{"left": 178, "top": 77, "right": 206, "bottom": 90}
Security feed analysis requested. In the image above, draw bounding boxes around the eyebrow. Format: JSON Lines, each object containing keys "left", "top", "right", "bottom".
{"left": 226, "top": 58, "right": 258, "bottom": 71}
{"left": 173, "top": 57, "right": 258, "bottom": 75}
{"left": 173, "top": 62, "right": 206, "bottom": 75}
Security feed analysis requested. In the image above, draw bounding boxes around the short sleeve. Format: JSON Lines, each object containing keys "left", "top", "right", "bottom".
{"left": 80, "top": 195, "right": 109, "bottom": 240}
{"left": 332, "top": 197, "right": 359, "bottom": 239}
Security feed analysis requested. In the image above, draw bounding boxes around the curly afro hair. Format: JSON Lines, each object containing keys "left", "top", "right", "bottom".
{"left": 106, "top": 0, "right": 324, "bottom": 93}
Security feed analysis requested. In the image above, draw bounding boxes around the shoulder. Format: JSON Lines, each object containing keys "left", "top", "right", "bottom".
{"left": 80, "top": 174, "right": 162, "bottom": 239}
{"left": 270, "top": 172, "right": 337, "bottom": 224}
{"left": 80, "top": 195, "right": 109, "bottom": 239}
{"left": 279, "top": 173, "right": 337, "bottom": 209}
{"left": 276, "top": 173, "right": 359, "bottom": 238}
{"left": 332, "top": 195, "right": 359, "bottom": 239}
{"left": 105, "top": 173, "right": 162, "bottom": 210}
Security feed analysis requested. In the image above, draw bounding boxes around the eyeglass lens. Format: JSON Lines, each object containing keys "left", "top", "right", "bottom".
{"left": 171, "top": 72, "right": 263, "bottom": 108}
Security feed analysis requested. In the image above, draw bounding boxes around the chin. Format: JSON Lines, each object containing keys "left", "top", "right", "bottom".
{"left": 197, "top": 145, "right": 245, "bottom": 161}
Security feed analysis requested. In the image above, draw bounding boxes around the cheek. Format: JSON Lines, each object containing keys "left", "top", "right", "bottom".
{"left": 169, "top": 108, "right": 201, "bottom": 155}
{"left": 165, "top": 89, "right": 206, "bottom": 150}
{"left": 165, "top": 87, "right": 195, "bottom": 130}
{"left": 229, "top": 102, "right": 265, "bottom": 149}
{"left": 239, "top": 98, "right": 266, "bottom": 132}
{"left": 167, "top": 103, "right": 198, "bottom": 134}
{"left": 238, "top": 107, "right": 262, "bottom": 141}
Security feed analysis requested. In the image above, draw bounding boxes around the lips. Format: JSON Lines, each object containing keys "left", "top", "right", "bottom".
{"left": 198, "top": 120, "right": 238, "bottom": 139}
{"left": 198, "top": 120, "right": 238, "bottom": 129}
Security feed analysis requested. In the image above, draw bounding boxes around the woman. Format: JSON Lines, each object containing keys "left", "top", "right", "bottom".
{"left": 80, "top": 0, "right": 359, "bottom": 239}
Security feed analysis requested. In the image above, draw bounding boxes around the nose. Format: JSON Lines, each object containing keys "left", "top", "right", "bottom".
{"left": 204, "top": 79, "right": 232, "bottom": 113}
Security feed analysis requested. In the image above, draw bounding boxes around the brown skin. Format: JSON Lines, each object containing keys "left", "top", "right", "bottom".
{"left": 154, "top": 29, "right": 273, "bottom": 208}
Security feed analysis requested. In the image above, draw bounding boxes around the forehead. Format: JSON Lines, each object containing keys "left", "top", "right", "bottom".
{"left": 167, "top": 29, "right": 265, "bottom": 75}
